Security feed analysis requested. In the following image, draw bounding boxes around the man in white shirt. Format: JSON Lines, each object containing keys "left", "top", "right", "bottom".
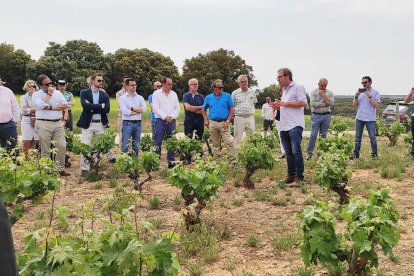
{"left": 273, "top": 68, "right": 307, "bottom": 185}
{"left": 261, "top": 97, "right": 275, "bottom": 136}
{"left": 152, "top": 77, "right": 180, "bottom": 168}
{"left": 118, "top": 78, "right": 146, "bottom": 155}
{"left": 33, "top": 75, "right": 69, "bottom": 176}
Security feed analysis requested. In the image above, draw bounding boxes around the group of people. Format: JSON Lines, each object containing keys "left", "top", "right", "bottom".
{"left": 0, "top": 70, "right": 413, "bottom": 183}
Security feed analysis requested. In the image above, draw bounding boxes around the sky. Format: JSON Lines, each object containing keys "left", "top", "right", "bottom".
{"left": 2, "top": 0, "right": 414, "bottom": 95}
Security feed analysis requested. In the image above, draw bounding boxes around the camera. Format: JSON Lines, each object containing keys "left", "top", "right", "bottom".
{"left": 358, "top": 88, "right": 365, "bottom": 93}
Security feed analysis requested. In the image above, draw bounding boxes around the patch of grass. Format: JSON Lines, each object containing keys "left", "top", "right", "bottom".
{"left": 294, "top": 266, "right": 315, "bottom": 276}
{"left": 93, "top": 182, "right": 103, "bottom": 190}
{"left": 84, "top": 170, "right": 102, "bottom": 182}
{"left": 200, "top": 244, "right": 220, "bottom": 263}
{"left": 179, "top": 223, "right": 220, "bottom": 259}
{"left": 36, "top": 211, "right": 45, "bottom": 220}
{"left": 108, "top": 178, "right": 117, "bottom": 188}
{"left": 272, "top": 232, "right": 301, "bottom": 252}
{"left": 400, "top": 210, "right": 409, "bottom": 220}
{"left": 205, "top": 200, "right": 214, "bottom": 212}
{"left": 186, "top": 261, "right": 205, "bottom": 276}
{"left": 242, "top": 271, "right": 254, "bottom": 276}
{"left": 219, "top": 225, "right": 232, "bottom": 241}
{"left": 247, "top": 234, "right": 259, "bottom": 247}
{"left": 147, "top": 216, "right": 166, "bottom": 229}
{"left": 219, "top": 198, "right": 231, "bottom": 209}
{"left": 272, "top": 196, "right": 288, "bottom": 206}
{"left": 158, "top": 168, "right": 169, "bottom": 178}
{"left": 300, "top": 185, "right": 308, "bottom": 194}
{"left": 254, "top": 190, "right": 271, "bottom": 201}
{"left": 224, "top": 257, "right": 238, "bottom": 273}
{"left": 172, "top": 195, "right": 182, "bottom": 211}
{"left": 277, "top": 180, "right": 287, "bottom": 189}
{"left": 149, "top": 196, "right": 161, "bottom": 209}
{"left": 232, "top": 196, "right": 244, "bottom": 207}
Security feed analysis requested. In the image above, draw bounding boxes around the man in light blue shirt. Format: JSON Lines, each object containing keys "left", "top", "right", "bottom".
{"left": 351, "top": 76, "right": 381, "bottom": 159}
{"left": 119, "top": 78, "right": 146, "bottom": 155}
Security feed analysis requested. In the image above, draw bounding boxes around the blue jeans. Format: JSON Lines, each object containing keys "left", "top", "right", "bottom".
{"left": 307, "top": 114, "right": 331, "bottom": 155}
{"left": 353, "top": 119, "right": 377, "bottom": 158}
{"left": 121, "top": 120, "right": 142, "bottom": 155}
{"left": 0, "top": 121, "right": 17, "bottom": 150}
{"left": 280, "top": 126, "right": 304, "bottom": 180}
{"left": 184, "top": 116, "right": 204, "bottom": 140}
{"left": 154, "top": 118, "right": 176, "bottom": 162}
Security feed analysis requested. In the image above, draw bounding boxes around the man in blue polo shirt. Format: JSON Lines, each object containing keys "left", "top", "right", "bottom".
{"left": 201, "top": 79, "right": 236, "bottom": 163}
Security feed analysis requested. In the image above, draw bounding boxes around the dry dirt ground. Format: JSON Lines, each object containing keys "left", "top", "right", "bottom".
{"left": 12, "top": 141, "right": 414, "bottom": 276}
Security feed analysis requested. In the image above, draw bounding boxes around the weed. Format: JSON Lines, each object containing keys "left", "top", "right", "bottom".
{"left": 300, "top": 185, "right": 308, "bottom": 194}
{"left": 285, "top": 190, "right": 292, "bottom": 196}
{"left": 172, "top": 195, "right": 182, "bottom": 211}
{"left": 272, "top": 232, "right": 301, "bottom": 252}
{"left": 254, "top": 190, "right": 271, "bottom": 201}
{"left": 200, "top": 245, "right": 220, "bottom": 263}
{"left": 232, "top": 196, "right": 244, "bottom": 207}
{"left": 36, "top": 211, "right": 45, "bottom": 220}
{"left": 277, "top": 180, "right": 286, "bottom": 189}
{"left": 158, "top": 168, "right": 169, "bottom": 178}
{"left": 147, "top": 217, "right": 166, "bottom": 229}
{"left": 242, "top": 271, "right": 254, "bottom": 276}
{"left": 294, "top": 266, "right": 315, "bottom": 276}
{"left": 179, "top": 223, "right": 219, "bottom": 258}
{"left": 219, "top": 198, "right": 230, "bottom": 209}
{"left": 219, "top": 225, "right": 232, "bottom": 241}
{"left": 108, "top": 178, "right": 117, "bottom": 188}
{"left": 247, "top": 234, "right": 259, "bottom": 247}
{"left": 272, "top": 196, "right": 288, "bottom": 206}
{"left": 93, "top": 182, "right": 103, "bottom": 190}
{"left": 187, "top": 261, "right": 205, "bottom": 276}
{"left": 149, "top": 197, "right": 161, "bottom": 209}
{"left": 224, "top": 257, "right": 237, "bottom": 273}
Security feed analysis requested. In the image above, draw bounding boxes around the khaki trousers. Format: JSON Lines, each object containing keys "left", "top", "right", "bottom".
{"left": 209, "top": 120, "right": 235, "bottom": 162}
{"left": 233, "top": 115, "right": 255, "bottom": 149}
{"left": 35, "top": 120, "right": 66, "bottom": 171}
{"left": 80, "top": 122, "right": 105, "bottom": 171}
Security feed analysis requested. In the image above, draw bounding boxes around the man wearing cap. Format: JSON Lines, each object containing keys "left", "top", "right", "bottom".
{"left": 148, "top": 81, "right": 161, "bottom": 140}
{"left": 306, "top": 78, "right": 335, "bottom": 160}
{"left": 57, "top": 80, "right": 75, "bottom": 131}
{"left": 33, "top": 74, "right": 69, "bottom": 176}
{"left": 76, "top": 73, "right": 110, "bottom": 175}
{"left": 0, "top": 81, "right": 20, "bottom": 151}
{"left": 119, "top": 78, "right": 146, "bottom": 155}
{"left": 232, "top": 75, "right": 257, "bottom": 149}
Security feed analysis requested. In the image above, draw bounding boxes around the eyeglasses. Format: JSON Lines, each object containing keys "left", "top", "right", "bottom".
{"left": 96, "top": 79, "right": 104, "bottom": 83}
{"left": 215, "top": 86, "right": 224, "bottom": 89}
{"left": 156, "top": 85, "right": 162, "bottom": 88}
{"left": 190, "top": 83, "right": 198, "bottom": 86}
{"left": 29, "top": 85, "right": 37, "bottom": 88}
{"left": 240, "top": 80, "right": 248, "bottom": 83}
{"left": 128, "top": 84, "right": 137, "bottom": 86}
{"left": 42, "top": 82, "right": 53, "bottom": 86}
{"left": 361, "top": 81, "right": 368, "bottom": 84}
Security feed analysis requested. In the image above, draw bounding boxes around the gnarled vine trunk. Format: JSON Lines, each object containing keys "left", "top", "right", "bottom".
{"left": 242, "top": 166, "right": 258, "bottom": 189}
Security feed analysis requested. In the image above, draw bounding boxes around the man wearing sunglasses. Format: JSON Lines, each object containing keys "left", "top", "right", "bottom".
{"left": 351, "top": 76, "right": 381, "bottom": 159}
{"left": 201, "top": 79, "right": 236, "bottom": 164}
{"left": 33, "top": 74, "right": 69, "bottom": 176}
{"left": 76, "top": 73, "right": 110, "bottom": 175}
{"left": 232, "top": 75, "right": 257, "bottom": 150}
{"left": 0, "top": 80, "right": 20, "bottom": 151}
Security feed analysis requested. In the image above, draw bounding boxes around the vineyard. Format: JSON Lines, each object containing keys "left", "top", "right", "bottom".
{"left": 7, "top": 123, "right": 414, "bottom": 275}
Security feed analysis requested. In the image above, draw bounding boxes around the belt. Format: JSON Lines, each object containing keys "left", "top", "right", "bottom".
{"left": 124, "top": 120, "right": 141, "bottom": 123}
{"left": 0, "top": 120, "right": 13, "bottom": 124}
{"left": 22, "top": 115, "right": 30, "bottom": 117}
{"left": 211, "top": 119, "right": 226, "bottom": 122}
{"left": 91, "top": 120, "right": 101, "bottom": 123}
{"left": 236, "top": 114, "right": 253, "bottom": 118}
{"left": 37, "top": 118, "right": 60, "bottom": 122}
{"left": 312, "top": 112, "right": 331, "bottom": 115}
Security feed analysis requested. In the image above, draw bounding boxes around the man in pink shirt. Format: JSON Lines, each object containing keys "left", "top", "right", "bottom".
{"left": 0, "top": 82, "right": 20, "bottom": 150}
{"left": 274, "top": 68, "right": 308, "bottom": 185}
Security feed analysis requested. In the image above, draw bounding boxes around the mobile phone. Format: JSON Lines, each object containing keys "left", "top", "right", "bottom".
{"left": 358, "top": 88, "right": 365, "bottom": 93}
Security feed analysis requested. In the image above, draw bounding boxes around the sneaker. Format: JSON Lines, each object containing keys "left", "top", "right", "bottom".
{"left": 284, "top": 176, "right": 295, "bottom": 184}
{"left": 59, "top": 171, "right": 71, "bottom": 177}
{"left": 306, "top": 153, "right": 312, "bottom": 160}
{"left": 167, "top": 162, "right": 175, "bottom": 169}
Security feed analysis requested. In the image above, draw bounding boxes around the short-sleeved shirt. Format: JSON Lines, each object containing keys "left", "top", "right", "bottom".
{"left": 183, "top": 91, "right": 204, "bottom": 120}
{"left": 202, "top": 92, "right": 234, "bottom": 120}
{"left": 231, "top": 88, "right": 257, "bottom": 116}
{"left": 309, "top": 89, "right": 335, "bottom": 113}
{"left": 119, "top": 92, "right": 147, "bottom": 120}
{"left": 279, "top": 81, "right": 308, "bottom": 131}
{"left": 355, "top": 88, "right": 380, "bottom": 122}
{"left": 33, "top": 89, "right": 68, "bottom": 120}
{"left": 148, "top": 94, "right": 155, "bottom": 123}
{"left": 63, "top": 91, "right": 74, "bottom": 110}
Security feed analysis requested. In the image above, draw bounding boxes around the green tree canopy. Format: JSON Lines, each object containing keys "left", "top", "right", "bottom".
{"left": 256, "top": 83, "right": 280, "bottom": 106}
{"left": 0, "top": 43, "right": 33, "bottom": 93}
{"left": 107, "top": 48, "right": 180, "bottom": 98}
{"left": 182, "top": 48, "right": 257, "bottom": 95}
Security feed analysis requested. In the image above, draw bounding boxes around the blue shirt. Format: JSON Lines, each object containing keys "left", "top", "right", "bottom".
{"left": 148, "top": 94, "right": 155, "bottom": 123}
{"left": 183, "top": 91, "right": 204, "bottom": 120}
{"left": 202, "top": 92, "right": 234, "bottom": 120}
{"left": 91, "top": 89, "right": 101, "bottom": 120}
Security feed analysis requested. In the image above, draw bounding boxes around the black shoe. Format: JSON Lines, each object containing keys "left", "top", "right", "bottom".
{"left": 168, "top": 162, "right": 175, "bottom": 169}
{"left": 59, "top": 171, "right": 71, "bottom": 177}
{"left": 349, "top": 154, "right": 359, "bottom": 160}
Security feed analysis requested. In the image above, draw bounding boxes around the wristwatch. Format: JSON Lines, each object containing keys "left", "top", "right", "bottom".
{"left": 49, "top": 106, "right": 52, "bottom": 110}
{"left": 47, "top": 93, "right": 53, "bottom": 96}
{"left": 130, "top": 107, "right": 133, "bottom": 111}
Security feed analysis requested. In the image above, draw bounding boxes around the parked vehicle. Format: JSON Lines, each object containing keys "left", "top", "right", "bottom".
{"left": 381, "top": 101, "right": 414, "bottom": 131}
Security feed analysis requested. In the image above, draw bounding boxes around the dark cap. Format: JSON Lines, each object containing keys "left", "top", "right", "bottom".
{"left": 57, "top": 80, "right": 66, "bottom": 85}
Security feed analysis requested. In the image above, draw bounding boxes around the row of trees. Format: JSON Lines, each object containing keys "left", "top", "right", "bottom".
{"left": 0, "top": 40, "right": 279, "bottom": 103}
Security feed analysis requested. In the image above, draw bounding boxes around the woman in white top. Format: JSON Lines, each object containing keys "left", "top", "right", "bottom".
{"left": 20, "top": 80, "right": 39, "bottom": 154}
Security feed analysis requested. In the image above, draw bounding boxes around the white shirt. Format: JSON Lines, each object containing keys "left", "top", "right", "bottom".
{"left": 279, "top": 81, "right": 307, "bottom": 131}
{"left": 119, "top": 92, "right": 147, "bottom": 120}
{"left": 33, "top": 89, "right": 68, "bottom": 120}
{"left": 152, "top": 89, "right": 180, "bottom": 120}
{"left": 261, "top": 103, "right": 275, "bottom": 120}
